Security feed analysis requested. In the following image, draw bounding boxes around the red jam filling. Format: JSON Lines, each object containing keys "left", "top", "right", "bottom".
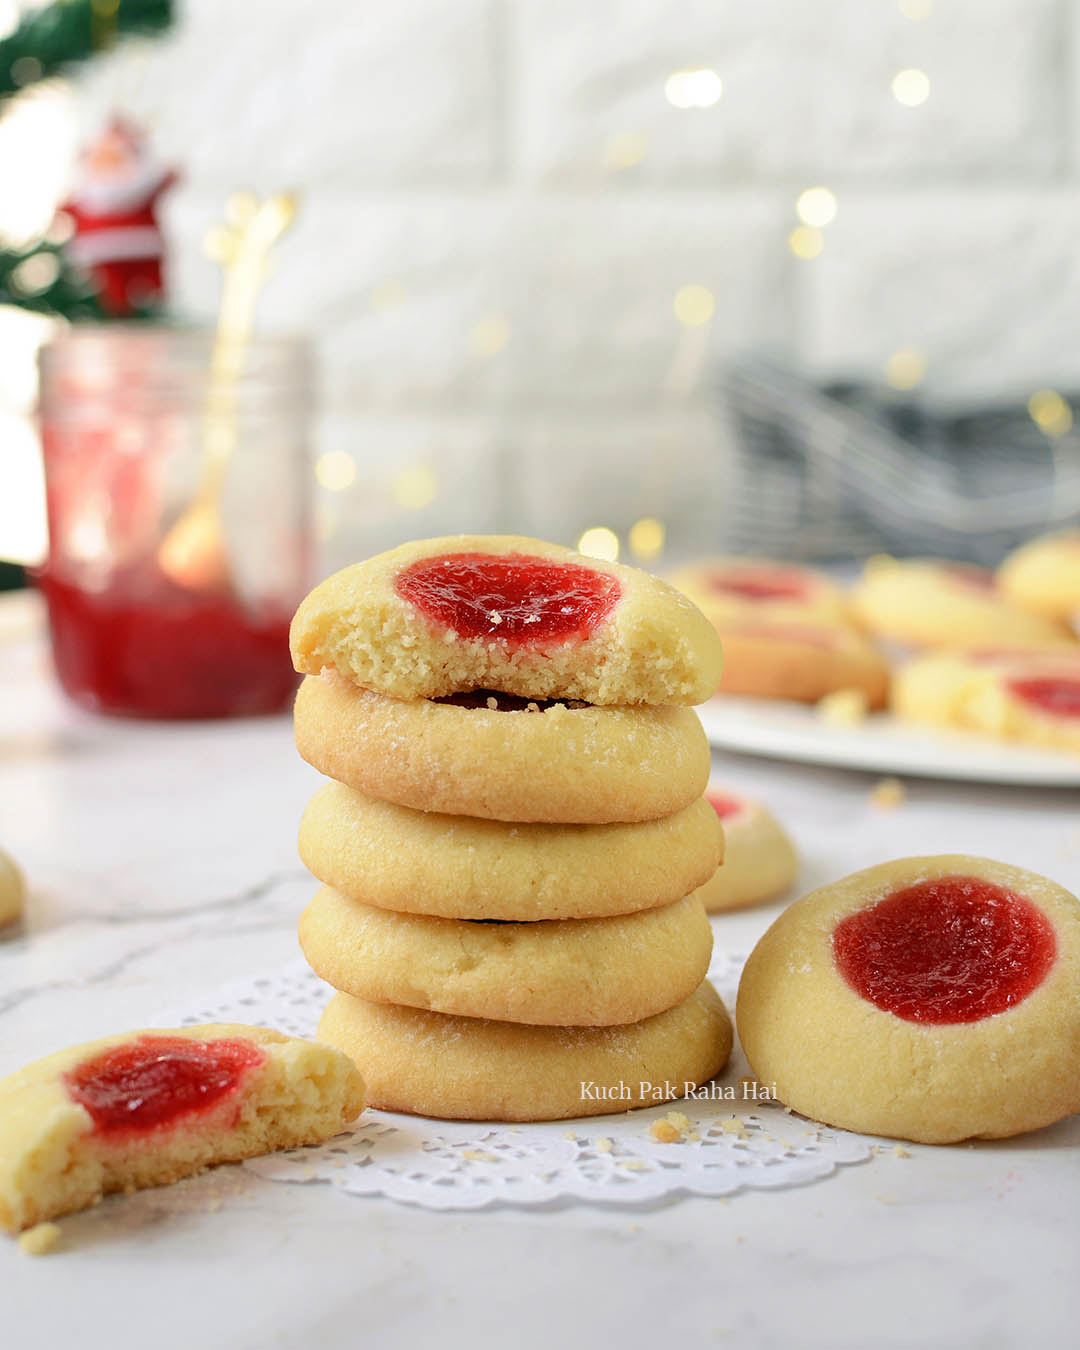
{"left": 706, "top": 568, "right": 810, "bottom": 602}
{"left": 1006, "top": 676, "right": 1080, "bottom": 719}
{"left": 721, "top": 620, "right": 839, "bottom": 650}
{"left": 943, "top": 563, "right": 995, "bottom": 592}
{"left": 396, "top": 552, "right": 620, "bottom": 645}
{"left": 707, "top": 791, "right": 745, "bottom": 820}
{"left": 65, "top": 1035, "right": 266, "bottom": 1136}
{"left": 832, "top": 876, "right": 1056, "bottom": 1024}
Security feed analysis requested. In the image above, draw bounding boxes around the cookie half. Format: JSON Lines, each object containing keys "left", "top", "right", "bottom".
{"left": 851, "top": 556, "right": 1070, "bottom": 650}
{"left": 319, "top": 981, "right": 732, "bottom": 1121}
{"left": 294, "top": 675, "right": 711, "bottom": 823}
{"left": 693, "top": 790, "right": 797, "bottom": 913}
{"left": 299, "top": 781, "right": 722, "bottom": 921}
{"left": 736, "top": 856, "right": 1080, "bottom": 1143}
{"left": 290, "top": 534, "right": 723, "bottom": 707}
{"left": 998, "top": 531, "right": 1080, "bottom": 624}
{"left": 0, "top": 1025, "right": 365, "bottom": 1233}
{"left": 300, "top": 888, "right": 713, "bottom": 1026}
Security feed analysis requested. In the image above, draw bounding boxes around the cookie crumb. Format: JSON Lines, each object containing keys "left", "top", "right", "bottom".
{"left": 487, "top": 611, "right": 502, "bottom": 626}
{"left": 485, "top": 696, "right": 499, "bottom": 710}
{"left": 650, "top": 1120, "right": 682, "bottom": 1143}
{"left": 817, "top": 688, "right": 870, "bottom": 726}
{"left": 869, "top": 777, "right": 906, "bottom": 810}
{"left": 892, "top": 1145, "right": 911, "bottom": 1158}
{"left": 593, "top": 1137, "right": 613, "bottom": 1154}
{"left": 18, "top": 1223, "right": 61, "bottom": 1256}
{"left": 717, "top": 1115, "right": 742, "bottom": 1134}
{"left": 462, "top": 1150, "right": 497, "bottom": 1163}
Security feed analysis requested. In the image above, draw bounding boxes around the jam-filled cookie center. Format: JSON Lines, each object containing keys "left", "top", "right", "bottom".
{"left": 65, "top": 1035, "right": 266, "bottom": 1136}
{"left": 705, "top": 568, "right": 810, "bottom": 602}
{"left": 396, "top": 552, "right": 620, "bottom": 644}
{"left": 831, "top": 875, "right": 1056, "bottom": 1024}
{"left": 1006, "top": 676, "right": 1080, "bottom": 719}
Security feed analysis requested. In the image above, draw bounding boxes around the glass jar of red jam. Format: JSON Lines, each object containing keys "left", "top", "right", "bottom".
{"left": 36, "top": 326, "right": 312, "bottom": 719}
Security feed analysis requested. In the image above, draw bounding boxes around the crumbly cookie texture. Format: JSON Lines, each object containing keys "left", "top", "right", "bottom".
{"left": 300, "top": 888, "right": 713, "bottom": 1026}
{"left": 998, "top": 531, "right": 1080, "bottom": 623}
{"left": 692, "top": 793, "right": 797, "bottom": 914}
{"left": 703, "top": 616, "right": 888, "bottom": 707}
{"left": 893, "top": 650, "right": 1080, "bottom": 755}
{"left": 736, "top": 855, "right": 1080, "bottom": 1143}
{"left": 299, "top": 781, "right": 722, "bottom": 921}
{"left": 850, "top": 556, "right": 1073, "bottom": 650}
{"left": 294, "top": 675, "right": 712, "bottom": 823}
{"left": 318, "top": 981, "right": 732, "bottom": 1122}
{"left": 0, "top": 1024, "right": 365, "bottom": 1233}
{"left": 290, "top": 534, "right": 724, "bottom": 706}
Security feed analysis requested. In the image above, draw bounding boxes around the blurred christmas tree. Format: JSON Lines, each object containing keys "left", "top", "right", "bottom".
{"left": 0, "top": 0, "right": 175, "bottom": 320}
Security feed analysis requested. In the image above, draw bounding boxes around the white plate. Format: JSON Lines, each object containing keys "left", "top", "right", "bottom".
{"left": 698, "top": 696, "right": 1080, "bottom": 787}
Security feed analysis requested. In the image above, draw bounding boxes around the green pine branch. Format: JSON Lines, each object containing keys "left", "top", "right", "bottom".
{"left": 0, "top": 0, "right": 174, "bottom": 102}
{"left": 0, "top": 239, "right": 104, "bottom": 319}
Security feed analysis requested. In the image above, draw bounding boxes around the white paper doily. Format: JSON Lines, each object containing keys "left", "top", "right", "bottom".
{"left": 161, "top": 948, "right": 877, "bottom": 1210}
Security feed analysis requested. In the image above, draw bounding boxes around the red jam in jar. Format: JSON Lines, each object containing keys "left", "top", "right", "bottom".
{"left": 832, "top": 876, "right": 1056, "bottom": 1024}
{"left": 396, "top": 553, "right": 620, "bottom": 644}
{"left": 65, "top": 1035, "right": 266, "bottom": 1136}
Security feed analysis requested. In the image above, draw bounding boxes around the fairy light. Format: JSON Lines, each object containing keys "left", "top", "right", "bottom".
{"left": 885, "top": 348, "right": 927, "bottom": 390}
{"left": 9, "top": 251, "right": 59, "bottom": 296}
{"left": 673, "top": 285, "right": 715, "bottom": 326}
{"left": 392, "top": 465, "right": 439, "bottom": 510}
{"left": 470, "top": 314, "right": 511, "bottom": 358}
{"left": 796, "top": 187, "right": 837, "bottom": 229}
{"left": 788, "top": 226, "right": 824, "bottom": 260}
{"left": 629, "top": 517, "right": 665, "bottom": 561}
{"left": 577, "top": 527, "right": 620, "bottom": 562}
{"left": 1028, "top": 390, "right": 1073, "bottom": 438}
{"left": 607, "top": 132, "right": 648, "bottom": 170}
{"left": 370, "top": 280, "right": 408, "bottom": 312}
{"left": 315, "top": 450, "right": 357, "bottom": 492}
{"left": 664, "top": 69, "right": 723, "bottom": 109}
{"left": 892, "top": 68, "right": 931, "bottom": 107}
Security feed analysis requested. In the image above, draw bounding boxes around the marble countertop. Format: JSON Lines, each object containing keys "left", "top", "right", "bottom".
{"left": 1, "top": 592, "right": 1077, "bottom": 1350}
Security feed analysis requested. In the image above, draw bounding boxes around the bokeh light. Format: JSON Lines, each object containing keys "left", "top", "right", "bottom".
{"left": 796, "top": 187, "right": 838, "bottom": 228}
{"left": 577, "top": 527, "right": 620, "bottom": 562}
{"left": 673, "top": 285, "right": 716, "bottom": 326}
{"left": 664, "top": 69, "right": 723, "bottom": 109}
{"left": 885, "top": 348, "right": 927, "bottom": 390}
{"left": 393, "top": 465, "right": 439, "bottom": 509}
{"left": 629, "top": 517, "right": 665, "bottom": 561}
{"left": 892, "top": 68, "right": 931, "bottom": 107}
{"left": 788, "top": 226, "right": 824, "bottom": 260}
{"left": 1027, "top": 390, "right": 1073, "bottom": 438}
{"left": 314, "top": 450, "right": 358, "bottom": 492}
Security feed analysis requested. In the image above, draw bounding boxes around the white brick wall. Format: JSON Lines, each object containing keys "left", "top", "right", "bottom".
{"left": 55, "top": 0, "right": 1079, "bottom": 556}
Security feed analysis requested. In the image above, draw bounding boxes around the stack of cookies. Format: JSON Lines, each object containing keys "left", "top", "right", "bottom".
{"left": 288, "top": 534, "right": 733, "bottom": 1122}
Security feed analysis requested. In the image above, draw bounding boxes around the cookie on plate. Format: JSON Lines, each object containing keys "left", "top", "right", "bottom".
{"left": 670, "top": 557, "right": 848, "bottom": 626}
{"left": 0, "top": 849, "right": 24, "bottom": 927}
{"left": 319, "top": 981, "right": 732, "bottom": 1122}
{"left": 693, "top": 790, "right": 797, "bottom": 913}
{"left": 299, "top": 781, "right": 722, "bottom": 921}
{"left": 998, "top": 531, "right": 1080, "bottom": 625}
{"left": 710, "top": 618, "right": 888, "bottom": 707}
{"left": 300, "top": 887, "right": 713, "bottom": 1026}
{"left": 850, "top": 556, "right": 1071, "bottom": 650}
{"left": 290, "top": 534, "right": 723, "bottom": 706}
{"left": 294, "top": 674, "right": 712, "bottom": 823}
{"left": 893, "top": 650, "right": 1080, "bottom": 755}
{"left": 737, "top": 856, "right": 1080, "bottom": 1143}
{"left": 0, "top": 1025, "right": 365, "bottom": 1233}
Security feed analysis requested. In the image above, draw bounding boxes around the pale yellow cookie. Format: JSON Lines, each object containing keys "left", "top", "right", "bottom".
{"left": 737, "top": 856, "right": 1080, "bottom": 1143}
{"left": 706, "top": 616, "right": 888, "bottom": 707}
{"left": 670, "top": 556, "right": 848, "bottom": 625}
{"left": 692, "top": 790, "right": 797, "bottom": 913}
{"left": 294, "top": 675, "right": 711, "bottom": 823}
{"left": 300, "top": 887, "right": 713, "bottom": 1026}
{"left": 893, "top": 650, "right": 1080, "bottom": 755}
{"left": 319, "top": 981, "right": 732, "bottom": 1122}
{"left": 0, "top": 1025, "right": 365, "bottom": 1233}
{"left": 850, "top": 556, "right": 1070, "bottom": 650}
{"left": 299, "top": 781, "right": 722, "bottom": 920}
{"left": 290, "top": 534, "right": 723, "bottom": 706}
{"left": 0, "top": 850, "right": 25, "bottom": 927}
{"left": 998, "top": 531, "right": 1080, "bottom": 624}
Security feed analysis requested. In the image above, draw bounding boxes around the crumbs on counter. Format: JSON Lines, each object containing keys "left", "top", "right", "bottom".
{"left": 869, "top": 776, "right": 907, "bottom": 810}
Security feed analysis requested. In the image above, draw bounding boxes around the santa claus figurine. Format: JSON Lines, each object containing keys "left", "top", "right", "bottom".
{"left": 58, "top": 117, "right": 178, "bottom": 317}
